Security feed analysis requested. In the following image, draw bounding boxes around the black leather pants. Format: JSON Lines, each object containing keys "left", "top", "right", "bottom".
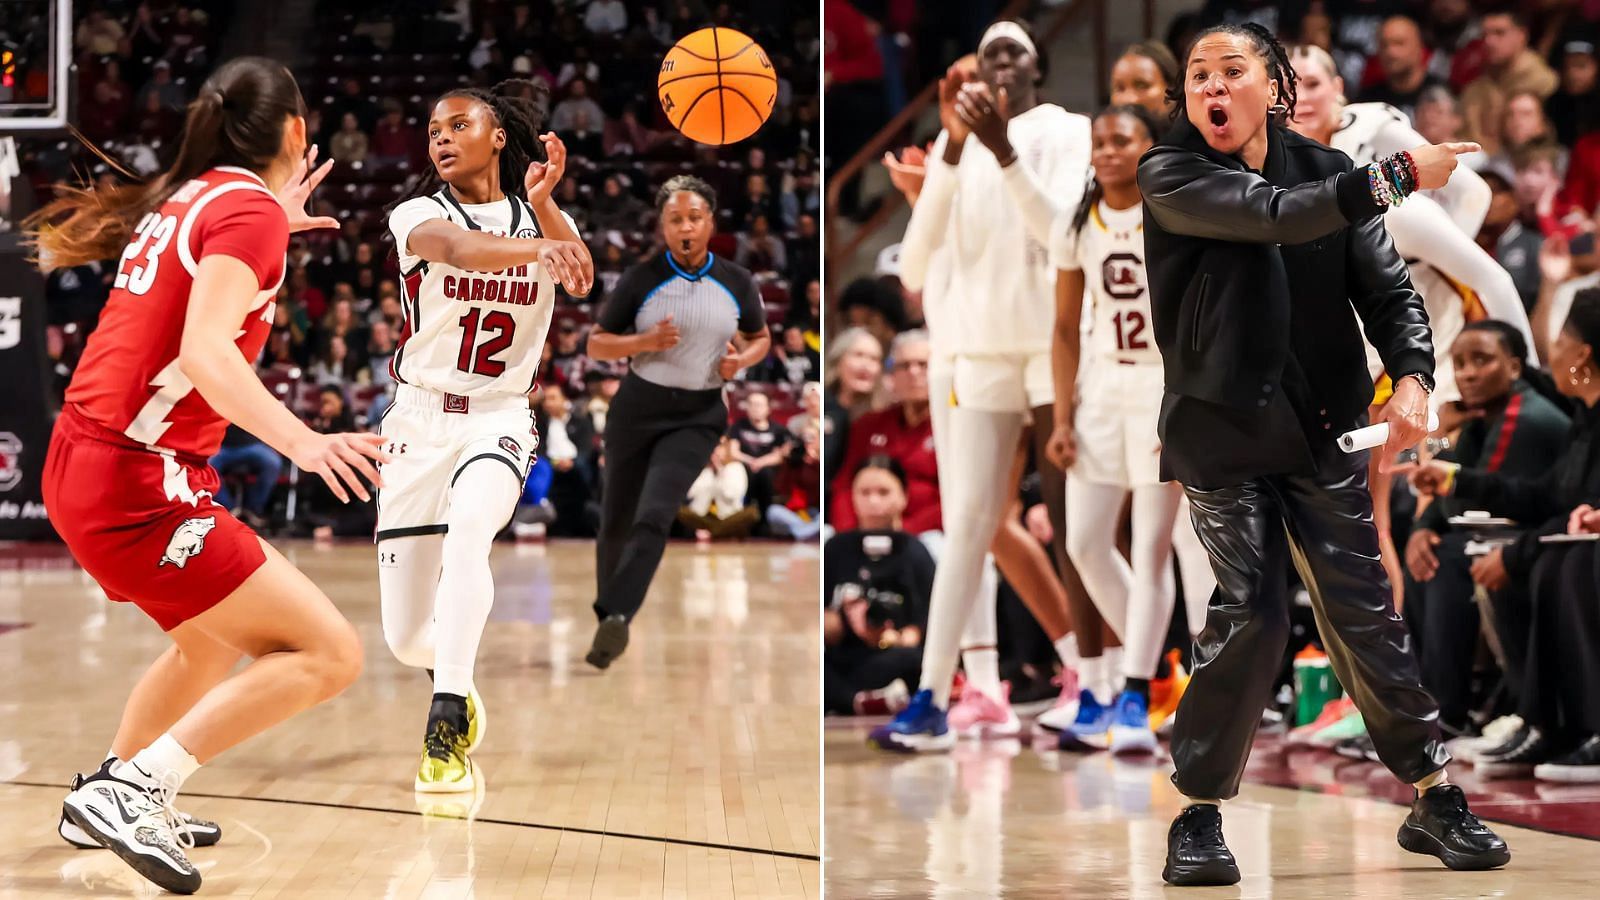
{"left": 1172, "top": 442, "right": 1450, "bottom": 799}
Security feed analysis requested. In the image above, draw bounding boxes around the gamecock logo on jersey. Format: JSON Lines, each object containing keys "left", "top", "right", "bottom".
{"left": 159, "top": 516, "right": 216, "bottom": 568}
{"left": 1102, "top": 252, "right": 1146, "bottom": 301}
{"left": 0, "top": 433, "right": 21, "bottom": 492}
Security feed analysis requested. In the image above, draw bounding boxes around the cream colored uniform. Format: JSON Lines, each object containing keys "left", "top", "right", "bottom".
{"left": 1051, "top": 201, "right": 1164, "bottom": 487}
{"left": 379, "top": 190, "right": 572, "bottom": 538}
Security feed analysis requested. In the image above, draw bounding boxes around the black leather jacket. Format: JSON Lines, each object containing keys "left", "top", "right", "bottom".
{"left": 1138, "top": 118, "right": 1435, "bottom": 487}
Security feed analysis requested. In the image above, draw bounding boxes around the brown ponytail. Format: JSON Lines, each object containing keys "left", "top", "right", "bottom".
{"left": 25, "top": 56, "right": 306, "bottom": 269}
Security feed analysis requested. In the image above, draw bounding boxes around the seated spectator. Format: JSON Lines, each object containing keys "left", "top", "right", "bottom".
{"left": 1486, "top": 91, "right": 1564, "bottom": 179}
{"left": 727, "top": 391, "right": 794, "bottom": 513}
{"left": 769, "top": 425, "right": 822, "bottom": 541}
{"left": 136, "top": 60, "right": 186, "bottom": 112}
{"left": 549, "top": 321, "right": 590, "bottom": 396}
{"left": 287, "top": 266, "right": 327, "bottom": 320}
{"left": 299, "top": 386, "right": 374, "bottom": 540}
{"left": 131, "top": 89, "right": 182, "bottom": 146}
{"left": 209, "top": 425, "right": 283, "bottom": 530}
{"left": 1403, "top": 322, "right": 1571, "bottom": 734}
{"left": 551, "top": 79, "right": 606, "bottom": 133}
{"left": 787, "top": 214, "right": 820, "bottom": 287}
{"left": 582, "top": 368, "right": 621, "bottom": 437}
{"left": 823, "top": 456, "right": 932, "bottom": 716}
{"left": 789, "top": 380, "right": 823, "bottom": 435}
{"left": 1546, "top": 37, "right": 1600, "bottom": 147}
{"left": 604, "top": 103, "right": 663, "bottom": 156}
{"left": 1409, "top": 290, "right": 1600, "bottom": 775}
{"left": 1415, "top": 85, "right": 1487, "bottom": 173}
{"left": 678, "top": 438, "right": 761, "bottom": 539}
{"left": 1357, "top": 15, "right": 1446, "bottom": 121}
{"left": 756, "top": 324, "right": 819, "bottom": 386}
{"left": 826, "top": 325, "right": 887, "bottom": 420}
{"left": 1461, "top": 9, "right": 1559, "bottom": 155}
{"left": 591, "top": 176, "right": 648, "bottom": 232}
{"left": 79, "top": 78, "right": 131, "bottom": 143}
{"left": 75, "top": 8, "right": 125, "bottom": 56}
{"left": 1477, "top": 171, "right": 1544, "bottom": 311}
{"left": 538, "top": 382, "right": 598, "bottom": 537}
{"left": 369, "top": 99, "right": 415, "bottom": 166}
{"left": 556, "top": 45, "right": 602, "bottom": 90}
{"left": 330, "top": 112, "right": 370, "bottom": 164}
{"left": 736, "top": 213, "right": 787, "bottom": 275}
{"left": 309, "top": 334, "right": 357, "bottom": 387}
{"left": 836, "top": 275, "right": 906, "bottom": 349}
{"left": 366, "top": 320, "right": 397, "bottom": 387}
{"left": 565, "top": 107, "right": 605, "bottom": 159}
{"left": 781, "top": 170, "right": 820, "bottom": 231}
{"left": 584, "top": 0, "right": 627, "bottom": 37}
{"left": 828, "top": 329, "right": 937, "bottom": 533}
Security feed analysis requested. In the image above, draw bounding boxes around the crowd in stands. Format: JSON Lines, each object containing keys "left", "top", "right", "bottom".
{"left": 22, "top": 0, "right": 821, "bottom": 543}
{"left": 826, "top": 0, "right": 1600, "bottom": 781}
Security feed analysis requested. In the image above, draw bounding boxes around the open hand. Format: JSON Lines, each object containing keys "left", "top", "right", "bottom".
{"left": 883, "top": 145, "right": 927, "bottom": 204}
{"left": 289, "top": 430, "right": 388, "bottom": 503}
{"left": 277, "top": 145, "right": 340, "bottom": 233}
{"left": 524, "top": 133, "right": 567, "bottom": 206}
{"left": 538, "top": 240, "right": 592, "bottom": 294}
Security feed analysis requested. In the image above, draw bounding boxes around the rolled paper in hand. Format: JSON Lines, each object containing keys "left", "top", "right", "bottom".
{"left": 1338, "top": 410, "right": 1442, "bottom": 453}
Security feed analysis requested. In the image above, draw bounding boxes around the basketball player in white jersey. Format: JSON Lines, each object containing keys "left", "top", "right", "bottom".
{"left": 1288, "top": 45, "right": 1535, "bottom": 601}
{"left": 1047, "top": 105, "right": 1217, "bottom": 756}
{"left": 871, "top": 19, "right": 1094, "bottom": 752}
{"left": 381, "top": 80, "right": 593, "bottom": 792}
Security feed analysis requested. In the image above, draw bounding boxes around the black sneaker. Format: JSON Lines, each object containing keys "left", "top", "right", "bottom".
{"left": 1162, "top": 804, "right": 1240, "bottom": 886}
{"left": 1477, "top": 723, "right": 1532, "bottom": 760}
{"left": 1534, "top": 735, "right": 1600, "bottom": 783}
{"left": 586, "top": 613, "right": 630, "bottom": 669}
{"left": 1397, "top": 784, "right": 1511, "bottom": 870}
{"left": 1335, "top": 733, "right": 1380, "bottom": 762}
{"left": 1476, "top": 726, "right": 1561, "bottom": 779}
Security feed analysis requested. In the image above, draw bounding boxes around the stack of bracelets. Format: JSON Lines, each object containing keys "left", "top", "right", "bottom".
{"left": 1368, "top": 150, "right": 1420, "bottom": 207}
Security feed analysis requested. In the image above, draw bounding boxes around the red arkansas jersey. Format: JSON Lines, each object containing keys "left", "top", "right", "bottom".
{"left": 65, "top": 166, "right": 289, "bottom": 460}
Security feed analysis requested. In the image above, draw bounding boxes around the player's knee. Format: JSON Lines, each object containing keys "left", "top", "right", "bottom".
{"left": 383, "top": 622, "right": 431, "bottom": 669}
{"left": 311, "top": 620, "right": 364, "bottom": 699}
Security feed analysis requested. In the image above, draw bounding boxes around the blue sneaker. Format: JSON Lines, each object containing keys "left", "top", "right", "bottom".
{"left": 867, "top": 689, "right": 956, "bottom": 753}
{"left": 1058, "top": 689, "right": 1113, "bottom": 752}
{"left": 1109, "top": 689, "right": 1158, "bottom": 756}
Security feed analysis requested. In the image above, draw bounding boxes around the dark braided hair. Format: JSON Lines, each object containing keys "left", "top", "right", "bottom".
{"left": 1164, "top": 22, "right": 1299, "bottom": 125}
{"left": 389, "top": 78, "right": 551, "bottom": 214}
{"left": 1069, "top": 104, "right": 1165, "bottom": 237}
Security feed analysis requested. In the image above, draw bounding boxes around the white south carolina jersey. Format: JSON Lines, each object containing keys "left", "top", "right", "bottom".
{"left": 389, "top": 190, "right": 574, "bottom": 398}
{"left": 1049, "top": 201, "right": 1159, "bottom": 366}
{"left": 1333, "top": 101, "right": 1490, "bottom": 236}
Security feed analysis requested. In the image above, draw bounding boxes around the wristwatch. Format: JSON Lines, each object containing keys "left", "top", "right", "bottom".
{"left": 1399, "top": 371, "right": 1435, "bottom": 394}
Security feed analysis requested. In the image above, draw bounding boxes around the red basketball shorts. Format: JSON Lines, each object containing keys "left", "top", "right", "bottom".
{"left": 43, "top": 405, "right": 267, "bottom": 631}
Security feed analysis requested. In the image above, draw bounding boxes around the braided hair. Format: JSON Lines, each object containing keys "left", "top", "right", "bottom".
{"left": 1069, "top": 104, "right": 1165, "bottom": 237}
{"left": 1165, "top": 22, "right": 1299, "bottom": 125}
{"left": 389, "top": 78, "right": 552, "bottom": 213}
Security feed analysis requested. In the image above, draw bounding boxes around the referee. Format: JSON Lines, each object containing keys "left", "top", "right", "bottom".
{"left": 583, "top": 175, "right": 771, "bottom": 668}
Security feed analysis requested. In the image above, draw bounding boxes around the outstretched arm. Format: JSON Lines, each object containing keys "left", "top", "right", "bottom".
{"left": 1384, "top": 193, "right": 1532, "bottom": 351}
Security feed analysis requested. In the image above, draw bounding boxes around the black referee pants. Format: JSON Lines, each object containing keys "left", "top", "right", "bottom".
{"left": 1173, "top": 441, "right": 1449, "bottom": 800}
{"left": 594, "top": 374, "right": 726, "bottom": 621}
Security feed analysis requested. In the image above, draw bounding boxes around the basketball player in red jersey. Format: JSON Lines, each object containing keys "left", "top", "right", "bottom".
{"left": 25, "top": 57, "right": 383, "bottom": 895}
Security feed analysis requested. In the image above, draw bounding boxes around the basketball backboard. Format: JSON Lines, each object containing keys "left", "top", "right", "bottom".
{"left": 0, "top": 0, "right": 73, "bottom": 133}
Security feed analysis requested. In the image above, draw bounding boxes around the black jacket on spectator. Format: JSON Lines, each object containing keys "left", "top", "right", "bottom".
{"left": 1452, "top": 398, "right": 1600, "bottom": 577}
{"left": 824, "top": 529, "right": 933, "bottom": 665}
{"left": 1417, "top": 380, "right": 1572, "bottom": 534}
{"left": 1139, "top": 118, "right": 1433, "bottom": 488}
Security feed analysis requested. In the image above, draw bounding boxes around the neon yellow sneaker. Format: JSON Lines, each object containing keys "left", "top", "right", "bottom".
{"left": 414, "top": 720, "right": 476, "bottom": 793}
{"left": 464, "top": 686, "right": 486, "bottom": 755}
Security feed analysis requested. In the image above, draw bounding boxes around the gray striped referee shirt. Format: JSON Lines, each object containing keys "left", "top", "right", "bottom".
{"left": 595, "top": 252, "right": 766, "bottom": 390}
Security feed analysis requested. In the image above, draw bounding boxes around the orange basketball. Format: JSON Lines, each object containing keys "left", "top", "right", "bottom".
{"left": 658, "top": 27, "right": 777, "bottom": 146}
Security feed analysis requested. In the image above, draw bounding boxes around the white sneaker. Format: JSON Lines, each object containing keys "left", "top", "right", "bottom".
{"left": 1447, "top": 715, "right": 1525, "bottom": 763}
{"left": 1035, "top": 670, "right": 1080, "bottom": 733}
{"left": 61, "top": 769, "right": 200, "bottom": 894}
{"left": 60, "top": 767, "right": 222, "bottom": 849}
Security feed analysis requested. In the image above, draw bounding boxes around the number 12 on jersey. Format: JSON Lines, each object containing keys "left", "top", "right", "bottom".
{"left": 1112, "top": 309, "right": 1148, "bottom": 351}
{"left": 456, "top": 308, "right": 516, "bottom": 376}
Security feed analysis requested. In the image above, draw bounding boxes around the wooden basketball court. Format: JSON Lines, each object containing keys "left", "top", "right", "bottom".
{"left": 825, "top": 721, "right": 1600, "bottom": 898}
{"left": 0, "top": 540, "right": 820, "bottom": 898}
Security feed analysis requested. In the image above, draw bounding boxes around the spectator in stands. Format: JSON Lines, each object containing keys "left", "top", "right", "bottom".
{"left": 1489, "top": 92, "right": 1564, "bottom": 177}
{"left": 1410, "top": 291, "right": 1600, "bottom": 774}
{"left": 1462, "top": 9, "right": 1560, "bottom": 155}
{"left": 1404, "top": 322, "right": 1572, "bottom": 735}
{"left": 1478, "top": 171, "right": 1544, "bottom": 311}
{"left": 836, "top": 275, "right": 906, "bottom": 349}
{"left": 591, "top": 176, "right": 649, "bottom": 232}
{"left": 330, "top": 112, "right": 370, "bottom": 165}
{"left": 469, "top": 21, "right": 499, "bottom": 72}
{"left": 828, "top": 329, "right": 937, "bottom": 534}
{"left": 369, "top": 99, "right": 414, "bottom": 165}
{"left": 309, "top": 334, "right": 355, "bottom": 388}
{"left": 790, "top": 381, "right": 823, "bottom": 435}
{"left": 604, "top": 103, "right": 662, "bottom": 156}
{"left": 557, "top": 45, "right": 602, "bottom": 90}
{"left": 734, "top": 172, "right": 782, "bottom": 228}
{"left": 549, "top": 320, "right": 589, "bottom": 397}
{"left": 299, "top": 385, "right": 374, "bottom": 540}
{"left": 1546, "top": 37, "right": 1600, "bottom": 147}
{"left": 824, "top": 456, "right": 931, "bottom": 716}
{"left": 210, "top": 425, "right": 282, "bottom": 530}
{"left": 1359, "top": 16, "right": 1447, "bottom": 120}
{"left": 74, "top": 8, "right": 124, "bottom": 56}
{"left": 79, "top": 80, "right": 129, "bottom": 144}
{"left": 551, "top": 79, "right": 606, "bottom": 134}
{"left": 538, "top": 383, "right": 598, "bottom": 537}
{"left": 331, "top": 76, "right": 379, "bottom": 132}
{"left": 582, "top": 367, "right": 620, "bottom": 438}
{"left": 823, "top": 0, "right": 886, "bottom": 219}
{"left": 728, "top": 391, "right": 794, "bottom": 514}
{"left": 826, "top": 325, "right": 887, "bottom": 422}
{"left": 780, "top": 169, "right": 820, "bottom": 230}
{"left": 766, "top": 324, "right": 819, "bottom": 386}
{"left": 131, "top": 88, "right": 181, "bottom": 146}
{"left": 787, "top": 213, "right": 820, "bottom": 286}
{"left": 287, "top": 266, "right": 327, "bottom": 320}
{"left": 736, "top": 213, "right": 787, "bottom": 274}
{"left": 769, "top": 425, "right": 822, "bottom": 541}
{"left": 366, "top": 321, "right": 397, "bottom": 388}
{"left": 136, "top": 60, "right": 186, "bottom": 112}
{"left": 679, "top": 438, "right": 761, "bottom": 540}
{"left": 584, "top": 0, "right": 628, "bottom": 38}
{"left": 1422, "top": 0, "right": 1479, "bottom": 85}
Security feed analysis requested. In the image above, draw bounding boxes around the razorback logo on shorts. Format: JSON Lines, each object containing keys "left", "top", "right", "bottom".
{"left": 159, "top": 516, "right": 216, "bottom": 568}
{"left": 498, "top": 436, "right": 521, "bottom": 460}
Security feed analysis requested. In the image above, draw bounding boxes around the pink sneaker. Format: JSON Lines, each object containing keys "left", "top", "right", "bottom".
{"left": 947, "top": 683, "right": 1022, "bottom": 739}
{"left": 1036, "top": 668, "right": 1080, "bottom": 733}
